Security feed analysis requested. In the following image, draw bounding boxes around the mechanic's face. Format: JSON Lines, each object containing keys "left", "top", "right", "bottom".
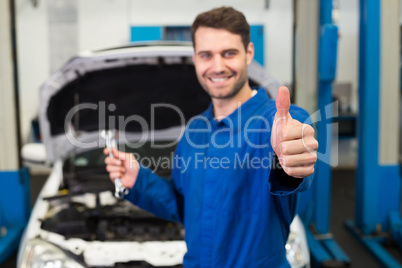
{"left": 192, "top": 27, "right": 254, "bottom": 100}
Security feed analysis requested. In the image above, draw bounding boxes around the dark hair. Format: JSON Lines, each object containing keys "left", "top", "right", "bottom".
{"left": 191, "top": 6, "right": 250, "bottom": 50}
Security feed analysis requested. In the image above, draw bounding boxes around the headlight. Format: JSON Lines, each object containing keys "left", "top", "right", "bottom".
{"left": 286, "top": 232, "right": 308, "bottom": 267}
{"left": 20, "top": 238, "right": 87, "bottom": 268}
{"left": 286, "top": 216, "right": 310, "bottom": 268}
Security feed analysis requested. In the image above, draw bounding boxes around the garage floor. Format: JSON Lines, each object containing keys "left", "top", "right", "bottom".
{"left": 329, "top": 169, "right": 402, "bottom": 268}
{"left": 2, "top": 169, "right": 401, "bottom": 268}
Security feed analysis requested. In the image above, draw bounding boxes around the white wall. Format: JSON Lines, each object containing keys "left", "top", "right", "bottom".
{"left": 127, "top": 0, "right": 293, "bottom": 84}
{"left": 16, "top": 0, "right": 360, "bottom": 142}
{"left": 335, "top": 0, "right": 359, "bottom": 112}
{"left": 77, "top": 0, "right": 129, "bottom": 51}
{"left": 0, "top": 0, "right": 19, "bottom": 170}
{"left": 76, "top": 0, "right": 293, "bottom": 84}
{"left": 16, "top": 0, "right": 50, "bottom": 142}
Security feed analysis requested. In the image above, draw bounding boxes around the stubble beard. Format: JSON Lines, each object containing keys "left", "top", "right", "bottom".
{"left": 201, "top": 72, "right": 248, "bottom": 100}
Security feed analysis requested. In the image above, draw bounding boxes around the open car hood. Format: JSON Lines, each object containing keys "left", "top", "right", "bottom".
{"left": 39, "top": 41, "right": 282, "bottom": 163}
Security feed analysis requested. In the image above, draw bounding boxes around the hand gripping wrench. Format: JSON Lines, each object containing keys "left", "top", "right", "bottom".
{"left": 101, "top": 130, "right": 129, "bottom": 199}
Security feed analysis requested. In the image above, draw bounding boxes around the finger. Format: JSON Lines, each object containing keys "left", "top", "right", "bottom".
{"left": 279, "top": 140, "right": 307, "bottom": 155}
{"left": 106, "top": 165, "right": 125, "bottom": 173}
{"left": 281, "top": 152, "right": 317, "bottom": 167}
{"left": 275, "top": 86, "right": 291, "bottom": 120}
{"left": 111, "top": 147, "right": 123, "bottom": 159}
{"left": 109, "top": 172, "right": 123, "bottom": 180}
{"left": 104, "top": 147, "right": 121, "bottom": 159}
{"left": 280, "top": 136, "right": 318, "bottom": 155}
{"left": 272, "top": 87, "right": 293, "bottom": 151}
{"left": 104, "top": 157, "right": 122, "bottom": 166}
{"left": 280, "top": 123, "right": 316, "bottom": 144}
{"left": 126, "top": 155, "right": 139, "bottom": 169}
{"left": 282, "top": 165, "right": 315, "bottom": 178}
{"left": 278, "top": 124, "right": 303, "bottom": 142}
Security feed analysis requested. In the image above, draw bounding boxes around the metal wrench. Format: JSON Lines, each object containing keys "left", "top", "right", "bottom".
{"left": 101, "top": 130, "right": 129, "bottom": 199}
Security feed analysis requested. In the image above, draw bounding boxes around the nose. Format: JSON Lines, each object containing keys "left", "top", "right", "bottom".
{"left": 211, "top": 55, "right": 225, "bottom": 73}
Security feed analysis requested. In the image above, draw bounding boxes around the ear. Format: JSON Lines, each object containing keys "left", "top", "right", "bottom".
{"left": 246, "top": 42, "right": 255, "bottom": 65}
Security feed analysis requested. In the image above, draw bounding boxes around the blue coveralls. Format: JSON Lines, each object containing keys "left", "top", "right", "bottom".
{"left": 126, "top": 87, "right": 313, "bottom": 267}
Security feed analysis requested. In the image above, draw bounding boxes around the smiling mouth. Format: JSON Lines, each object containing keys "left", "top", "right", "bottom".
{"left": 209, "top": 75, "right": 233, "bottom": 83}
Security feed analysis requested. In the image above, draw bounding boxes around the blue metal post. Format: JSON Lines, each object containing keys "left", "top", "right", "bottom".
{"left": 355, "top": 0, "right": 402, "bottom": 235}
{"left": 345, "top": 0, "right": 402, "bottom": 266}
{"left": 356, "top": 0, "right": 381, "bottom": 234}
{"left": 302, "top": 1, "right": 350, "bottom": 266}
{"left": 0, "top": 168, "right": 31, "bottom": 265}
{"left": 314, "top": 0, "right": 337, "bottom": 235}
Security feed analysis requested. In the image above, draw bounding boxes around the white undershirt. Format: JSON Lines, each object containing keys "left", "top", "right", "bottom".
{"left": 251, "top": 89, "right": 257, "bottom": 97}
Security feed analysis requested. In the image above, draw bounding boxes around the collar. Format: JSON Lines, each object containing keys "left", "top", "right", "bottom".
{"left": 203, "top": 87, "right": 269, "bottom": 129}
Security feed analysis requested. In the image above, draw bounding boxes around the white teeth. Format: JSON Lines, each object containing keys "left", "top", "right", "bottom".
{"left": 210, "top": 77, "right": 228, "bottom": 82}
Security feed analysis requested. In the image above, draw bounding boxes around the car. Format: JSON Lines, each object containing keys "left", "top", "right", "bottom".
{"left": 18, "top": 41, "right": 310, "bottom": 268}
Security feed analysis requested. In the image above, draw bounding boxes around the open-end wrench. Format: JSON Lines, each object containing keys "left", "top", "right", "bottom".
{"left": 101, "top": 130, "right": 129, "bottom": 199}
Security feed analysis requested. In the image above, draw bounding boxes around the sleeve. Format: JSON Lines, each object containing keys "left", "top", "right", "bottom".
{"left": 268, "top": 154, "right": 313, "bottom": 195}
{"left": 124, "top": 146, "right": 185, "bottom": 224}
{"left": 268, "top": 104, "right": 314, "bottom": 196}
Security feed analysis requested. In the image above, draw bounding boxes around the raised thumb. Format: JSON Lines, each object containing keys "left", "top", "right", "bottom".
{"left": 275, "top": 86, "right": 291, "bottom": 119}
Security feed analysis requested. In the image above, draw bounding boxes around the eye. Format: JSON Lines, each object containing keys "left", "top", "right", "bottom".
{"left": 199, "top": 53, "right": 211, "bottom": 59}
{"left": 223, "top": 50, "right": 237, "bottom": 58}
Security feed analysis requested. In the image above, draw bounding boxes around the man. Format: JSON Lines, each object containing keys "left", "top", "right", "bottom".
{"left": 105, "top": 6, "right": 318, "bottom": 267}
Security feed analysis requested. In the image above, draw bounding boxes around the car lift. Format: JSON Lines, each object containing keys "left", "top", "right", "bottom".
{"left": 345, "top": 0, "right": 402, "bottom": 267}
{"left": 0, "top": 169, "right": 31, "bottom": 264}
{"left": 299, "top": 0, "right": 401, "bottom": 267}
{"left": 295, "top": 0, "right": 351, "bottom": 266}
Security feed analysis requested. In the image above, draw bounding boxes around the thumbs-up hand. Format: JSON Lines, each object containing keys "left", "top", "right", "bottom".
{"left": 271, "top": 86, "right": 318, "bottom": 178}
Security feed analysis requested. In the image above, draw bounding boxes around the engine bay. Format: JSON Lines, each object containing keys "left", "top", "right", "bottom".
{"left": 40, "top": 144, "right": 185, "bottom": 264}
